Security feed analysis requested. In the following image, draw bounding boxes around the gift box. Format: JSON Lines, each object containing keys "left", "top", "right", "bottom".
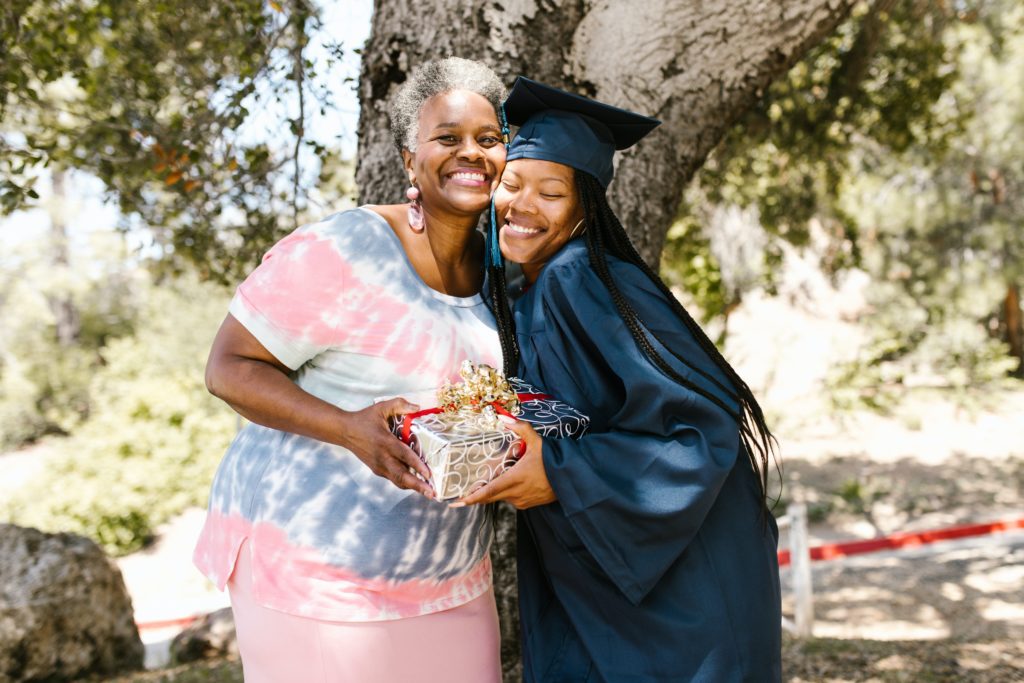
{"left": 394, "top": 362, "right": 589, "bottom": 500}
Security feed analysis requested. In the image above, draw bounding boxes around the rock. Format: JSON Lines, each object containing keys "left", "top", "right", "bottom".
{"left": 0, "top": 524, "right": 144, "bottom": 681}
{"left": 169, "top": 607, "right": 237, "bottom": 663}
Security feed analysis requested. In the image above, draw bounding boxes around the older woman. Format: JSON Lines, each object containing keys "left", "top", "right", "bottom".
{"left": 193, "top": 58, "right": 508, "bottom": 682}
{"left": 461, "top": 78, "right": 782, "bottom": 681}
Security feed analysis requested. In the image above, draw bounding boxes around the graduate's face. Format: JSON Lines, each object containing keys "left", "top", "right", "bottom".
{"left": 494, "top": 159, "right": 584, "bottom": 282}
{"left": 402, "top": 90, "right": 506, "bottom": 218}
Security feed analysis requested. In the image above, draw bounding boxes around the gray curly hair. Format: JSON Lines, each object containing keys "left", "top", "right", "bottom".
{"left": 390, "top": 57, "right": 507, "bottom": 153}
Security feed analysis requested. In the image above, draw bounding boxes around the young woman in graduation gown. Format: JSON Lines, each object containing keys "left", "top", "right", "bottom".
{"left": 458, "top": 78, "right": 783, "bottom": 682}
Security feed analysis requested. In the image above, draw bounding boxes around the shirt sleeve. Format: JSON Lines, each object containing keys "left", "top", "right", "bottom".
{"left": 229, "top": 226, "right": 349, "bottom": 370}
{"left": 536, "top": 258, "right": 743, "bottom": 605}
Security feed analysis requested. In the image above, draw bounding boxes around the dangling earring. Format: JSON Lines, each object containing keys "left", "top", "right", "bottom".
{"left": 569, "top": 218, "right": 585, "bottom": 239}
{"left": 406, "top": 185, "right": 425, "bottom": 233}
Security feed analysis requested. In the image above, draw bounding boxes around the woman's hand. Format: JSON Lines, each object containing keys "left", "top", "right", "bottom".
{"left": 454, "top": 420, "right": 557, "bottom": 510}
{"left": 338, "top": 399, "right": 435, "bottom": 498}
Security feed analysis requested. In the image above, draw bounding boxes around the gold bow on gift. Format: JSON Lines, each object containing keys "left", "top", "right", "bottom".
{"left": 437, "top": 361, "right": 521, "bottom": 417}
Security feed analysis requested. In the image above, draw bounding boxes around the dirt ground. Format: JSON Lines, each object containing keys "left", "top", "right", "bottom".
{"left": 92, "top": 633, "right": 1024, "bottom": 683}
{"left": 768, "top": 384, "right": 1024, "bottom": 681}
{"left": 715, "top": 280, "right": 1024, "bottom": 680}
{"left": 783, "top": 636, "right": 1024, "bottom": 682}
{"left": 11, "top": 267, "right": 1024, "bottom": 681}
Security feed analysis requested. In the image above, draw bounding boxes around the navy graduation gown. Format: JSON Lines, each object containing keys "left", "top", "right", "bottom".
{"left": 513, "top": 240, "right": 782, "bottom": 682}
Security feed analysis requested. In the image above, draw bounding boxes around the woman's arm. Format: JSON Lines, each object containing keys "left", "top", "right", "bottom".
{"left": 206, "top": 314, "right": 434, "bottom": 496}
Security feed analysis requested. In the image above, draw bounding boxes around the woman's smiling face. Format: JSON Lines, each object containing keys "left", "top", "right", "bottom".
{"left": 403, "top": 89, "right": 506, "bottom": 219}
{"left": 493, "top": 158, "right": 584, "bottom": 283}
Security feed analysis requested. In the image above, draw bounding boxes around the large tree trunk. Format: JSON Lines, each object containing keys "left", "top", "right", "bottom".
{"left": 357, "top": 0, "right": 858, "bottom": 263}
{"left": 356, "top": 1, "right": 857, "bottom": 679}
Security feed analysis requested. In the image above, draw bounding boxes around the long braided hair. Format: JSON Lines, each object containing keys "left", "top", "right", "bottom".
{"left": 487, "top": 169, "right": 778, "bottom": 515}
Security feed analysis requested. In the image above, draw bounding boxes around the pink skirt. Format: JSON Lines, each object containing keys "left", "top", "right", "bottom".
{"left": 227, "top": 540, "right": 502, "bottom": 682}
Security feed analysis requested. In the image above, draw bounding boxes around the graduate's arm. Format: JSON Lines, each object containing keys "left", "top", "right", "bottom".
{"left": 542, "top": 394, "right": 737, "bottom": 605}
{"left": 455, "top": 419, "right": 557, "bottom": 509}
{"left": 538, "top": 260, "right": 742, "bottom": 605}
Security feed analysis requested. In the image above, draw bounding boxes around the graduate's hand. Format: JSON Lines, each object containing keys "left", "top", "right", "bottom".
{"left": 453, "top": 420, "right": 556, "bottom": 510}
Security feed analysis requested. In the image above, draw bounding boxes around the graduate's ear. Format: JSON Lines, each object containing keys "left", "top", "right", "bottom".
{"left": 567, "top": 194, "right": 586, "bottom": 238}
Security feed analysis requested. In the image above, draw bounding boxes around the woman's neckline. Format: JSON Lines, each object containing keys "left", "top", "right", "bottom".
{"left": 357, "top": 205, "right": 485, "bottom": 308}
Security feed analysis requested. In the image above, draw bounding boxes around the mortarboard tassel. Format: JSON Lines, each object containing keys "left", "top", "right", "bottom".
{"left": 499, "top": 103, "right": 511, "bottom": 149}
{"left": 487, "top": 197, "right": 503, "bottom": 269}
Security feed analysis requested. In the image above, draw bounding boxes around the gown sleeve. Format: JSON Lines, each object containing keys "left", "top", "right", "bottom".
{"left": 535, "top": 257, "right": 743, "bottom": 606}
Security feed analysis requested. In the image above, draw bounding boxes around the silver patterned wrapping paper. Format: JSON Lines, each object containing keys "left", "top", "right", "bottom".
{"left": 400, "top": 378, "right": 589, "bottom": 500}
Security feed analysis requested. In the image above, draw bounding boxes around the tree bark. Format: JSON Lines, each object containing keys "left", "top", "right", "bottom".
{"left": 47, "top": 169, "right": 80, "bottom": 347}
{"left": 1005, "top": 283, "right": 1023, "bottom": 377}
{"left": 357, "top": 0, "right": 858, "bottom": 263}
{"left": 356, "top": 1, "right": 858, "bottom": 679}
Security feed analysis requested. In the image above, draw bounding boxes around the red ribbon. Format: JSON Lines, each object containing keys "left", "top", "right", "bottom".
{"left": 400, "top": 392, "right": 552, "bottom": 459}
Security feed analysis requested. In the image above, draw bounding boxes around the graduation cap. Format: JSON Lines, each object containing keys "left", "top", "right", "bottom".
{"left": 503, "top": 77, "right": 661, "bottom": 188}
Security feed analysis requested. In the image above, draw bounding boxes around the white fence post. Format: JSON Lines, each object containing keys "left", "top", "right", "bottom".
{"left": 787, "top": 502, "right": 814, "bottom": 637}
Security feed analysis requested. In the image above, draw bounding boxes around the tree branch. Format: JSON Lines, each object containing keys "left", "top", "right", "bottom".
{"left": 290, "top": 5, "right": 307, "bottom": 228}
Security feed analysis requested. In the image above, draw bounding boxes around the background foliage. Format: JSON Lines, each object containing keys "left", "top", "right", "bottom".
{"left": 1, "top": 0, "right": 351, "bottom": 283}
{"left": 664, "top": 0, "right": 1024, "bottom": 395}
{"left": 1, "top": 0, "right": 1022, "bottom": 555}
{"left": 0, "top": 225, "right": 138, "bottom": 447}
{"left": 2, "top": 265, "right": 236, "bottom": 554}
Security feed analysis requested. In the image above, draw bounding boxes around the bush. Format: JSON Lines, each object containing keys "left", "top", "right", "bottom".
{"left": 4, "top": 273, "right": 237, "bottom": 555}
{"left": 825, "top": 278, "right": 1020, "bottom": 413}
{"left": 0, "top": 231, "right": 138, "bottom": 448}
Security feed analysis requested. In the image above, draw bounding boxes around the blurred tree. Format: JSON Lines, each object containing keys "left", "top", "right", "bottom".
{"left": 665, "top": 0, "right": 1024, "bottom": 379}
{"left": 0, "top": 0, "right": 354, "bottom": 283}
{"left": 3, "top": 0, "right": 863, "bottom": 276}
{"left": 840, "top": 7, "right": 1024, "bottom": 380}
{"left": 47, "top": 170, "right": 81, "bottom": 347}
{"left": 0, "top": 222, "right": 139, "bottom": 447}
{"left": 668, "top": 1, "right": 968, "bottom": 315}
{"left": 5, "top": 271, "right": 237, "bottom": 554}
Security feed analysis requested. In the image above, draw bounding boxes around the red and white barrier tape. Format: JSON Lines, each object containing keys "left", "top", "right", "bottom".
{"left": 777, "top": 516, "right": 1024, "bottom": 567}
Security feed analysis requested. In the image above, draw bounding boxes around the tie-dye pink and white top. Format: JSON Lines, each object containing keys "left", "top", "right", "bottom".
{"left": 193, "top": 207, "right": 502, "bottom": 622}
